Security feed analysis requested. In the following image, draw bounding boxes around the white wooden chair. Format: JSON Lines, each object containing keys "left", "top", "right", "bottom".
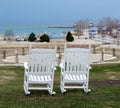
{"left": 60, "top": 45, "right": 91, "bottom": 93}
{"left": 24, "top": 45, "right": 57, "bottom": 95}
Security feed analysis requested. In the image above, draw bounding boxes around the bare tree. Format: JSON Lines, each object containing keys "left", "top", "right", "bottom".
{"left": 4, "top": 29, "right": 14, "bottom": 37}
{"left": 4, "top": 29, "right": 14, "bottom": 41}
{"left": 112, "top": 18, "right": 120, "bottom": 29}
{"left": 98, "top": 17, "right": 120, "bottom": 35}
{"left": 97, "top": 19, "right": 105, "bottom": 34}
{"left": 97, "top": 17, "right": 120, "bottom": 44}
{"left": 74, "top": 19, "right": 89, "bottom": 38}
{"left": 112, "top": 28, "right": 120, "bottom": 45}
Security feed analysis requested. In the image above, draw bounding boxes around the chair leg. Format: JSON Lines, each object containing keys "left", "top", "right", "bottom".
{"left": 83, "top": 88, "right": 91, "bottom": 93}
{"left": 83, "top": 82, "right": 91, "bottom": 93}
{"left": 48, "top": 90, "right": 56, "bottom": 95}
{"left": 60, "top": 73, "right": 66, "bottom": 93}
{"left": 47, "top": 84, "right": 56, "bottom": 95}
{"left": 24, "top": 81, "right": 30, "bottom": 95}
{"left": 60, "top": 82, "right": 66, "bottom": 93}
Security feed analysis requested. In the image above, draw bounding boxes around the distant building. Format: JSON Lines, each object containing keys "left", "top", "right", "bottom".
{"left": 98, "top": 26, "right": 112, "bottom": 35}
{"left": 89, "top": 27, "right": 98, "bottom": 38}
{"left": 89, "top": 20, "right": 94, "bottom": 27}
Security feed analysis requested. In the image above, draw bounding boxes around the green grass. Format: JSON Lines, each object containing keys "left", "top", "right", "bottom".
{"left": 90, "top": 63, "right": 120, "bottom": 81}
{"left": 0, "top": 64, "right": 120, "bottom": 108}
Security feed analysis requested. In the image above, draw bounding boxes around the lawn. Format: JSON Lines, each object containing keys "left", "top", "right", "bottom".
{"left": 0, "top": 64, "right": 120, "bottom": 108}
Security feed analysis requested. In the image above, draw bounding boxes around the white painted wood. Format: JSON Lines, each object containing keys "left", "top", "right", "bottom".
{"left": 24, "top": 45, "right": 57, "bottom": 95}
{"left": 60, "top": 44, "right": 91, "bottom": 93}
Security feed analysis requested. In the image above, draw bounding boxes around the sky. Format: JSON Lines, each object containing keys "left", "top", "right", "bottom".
{"left": 0, "top": 0, "right": 120, "bottom": 24}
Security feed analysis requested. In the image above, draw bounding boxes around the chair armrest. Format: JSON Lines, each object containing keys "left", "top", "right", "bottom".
{"left": 59, "top": 63, "right": 64, "bottom": 69}
{"left": 24, "top": 62, "right": 28, "bottom": 70}
{"left": 89, "top": 66, "right": 92, "bottom": 69}
{"left": 24, "top": 71, "right": 28, "bottom": 76}
{"left": 61, "top": 71, "right": 64, "bottom": 76}
{"left": 87, "top": 65, "right": 92, "bottom": 71}
{"left": 54, "top": 67, "right": 57, "bottom": 70}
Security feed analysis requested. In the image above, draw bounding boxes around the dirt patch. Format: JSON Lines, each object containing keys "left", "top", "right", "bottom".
{"left": 90, "top": 80, "right": 120, "bottom": 86}
{"left": 106, "top": 72, "right": 119, "bottom": 80}
{"left": 65, "top": 80, "right": 120, "bottom": 87}
{"left": 0, "top": 76, "right": 15, "bottom": 84}
{"left": 0, "top": 70, "right": 16, "bottom": 84}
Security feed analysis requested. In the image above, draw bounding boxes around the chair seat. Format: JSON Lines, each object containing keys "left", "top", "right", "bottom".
{"left": 64, "top": 74, "right": 87, "bottom": 81}
{"left": 28, "top": 75, "right": 52, "bottom": 82}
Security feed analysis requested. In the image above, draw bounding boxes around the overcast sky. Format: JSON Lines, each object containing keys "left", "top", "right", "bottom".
{"left": 0, "top": 0, "right": 120, "bottom": 23}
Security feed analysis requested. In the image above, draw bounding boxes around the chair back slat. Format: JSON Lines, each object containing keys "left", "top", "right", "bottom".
{"left": 64, "top": 48, "right": 90, "bottom": 73}
{"left": 28, "top": 48, "right": 56, "bottom": 73}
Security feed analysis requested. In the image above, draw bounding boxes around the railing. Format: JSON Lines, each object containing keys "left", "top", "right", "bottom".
{"left": 0, "top": 44, "right": 120, "bottom": 65}
{"left": 90, "top": 45, "right": 120, "bottom": 64}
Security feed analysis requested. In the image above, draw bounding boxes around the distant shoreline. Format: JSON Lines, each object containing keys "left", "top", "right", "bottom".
{"left": 48, "top": 26, "right": 74, "bottom": 28}
{"left": 0, "top": 23, "right": 74, "bottom": 35}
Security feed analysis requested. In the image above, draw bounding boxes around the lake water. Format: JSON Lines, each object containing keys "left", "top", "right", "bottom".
{"left": 0, "top": 22, "right": 74, "bottom": 36}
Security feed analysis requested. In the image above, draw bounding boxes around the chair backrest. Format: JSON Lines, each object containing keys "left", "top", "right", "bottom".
{"left": 63, "top": 45, "right": 90, "bottom": 73}
{"left": 28, "top": 45, "right": 57, "bottom": 74}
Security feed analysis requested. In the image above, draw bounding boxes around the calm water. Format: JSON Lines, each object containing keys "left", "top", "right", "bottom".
{"left": 0, "top": 22, "right": 74, "bottom": 36}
